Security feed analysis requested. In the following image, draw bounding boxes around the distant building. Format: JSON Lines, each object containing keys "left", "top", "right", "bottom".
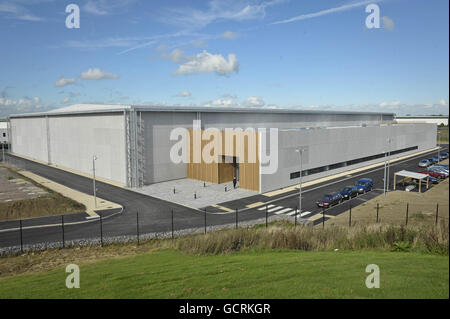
{"left": 0, "top": 121, "right": 9, "bottom": 144}
{"left": 395, "top": 115, "right": 448, "bottom": 126}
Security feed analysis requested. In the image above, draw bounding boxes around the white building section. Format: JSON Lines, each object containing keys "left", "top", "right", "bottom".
{"left": 395, "top": 116, "right": 448, "bottom": 126}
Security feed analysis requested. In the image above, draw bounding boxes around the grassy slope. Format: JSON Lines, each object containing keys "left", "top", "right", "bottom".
{"left": 0, "top": 249, "right": 447, "bottom": 299}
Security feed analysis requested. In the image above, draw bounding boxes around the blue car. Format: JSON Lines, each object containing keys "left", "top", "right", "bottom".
{"left": 355, "top": 178, "right": 373, "bottom": 194}
{"left": 340, "top": 186, "right": 358, "bottom": 199}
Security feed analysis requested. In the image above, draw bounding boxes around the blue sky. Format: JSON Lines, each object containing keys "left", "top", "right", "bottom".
{"left": 0, "top": 0, "right": 448, "bottom": 116}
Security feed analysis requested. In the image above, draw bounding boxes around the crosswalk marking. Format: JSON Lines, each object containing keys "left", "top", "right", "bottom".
{"left": 275, "top": 208, "right": 293, "bottom": 215}
{"left": 258, "top": 204, "right": 274, "bottom": 211}
{"left": 300, "top": 211, "right": 312, "bottom": 217}
{"left": 268, "top": 206, "right": 284, "bottom": 213}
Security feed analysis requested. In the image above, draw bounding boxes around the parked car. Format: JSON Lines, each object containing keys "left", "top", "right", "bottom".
{"left": 355, "top": 178, "right": 373, "bottom": 193}
{"left": 434, "top": 164, "right": 449, "bottom": 170}
{"left": 427, "top": 167, "right": 448, "bottom": 178}
{"left": 340, "top": 186, "right": 358, "bottom": 199}
{"left": 428, "top": 157, "right": 438, "bottom": 164}
{"left": 432, "top": 155, "right": 440, "bottom": 163}
{"left": 439, "top": 153, "right": 447, "bottom": 161}
{"left": 441, "top": 152, "right": 449, "bottom": 159}
{"left": 316, "top": 192, "right": 343, "bottom": 208}
{"left": 428, "top": 176, "right": 439, "bottom": 184}
{"left": 419, "top": 170, "right": 446, "bottom": 180}
{"left": 418, "top": 159, "right": 431, "bottom": 167}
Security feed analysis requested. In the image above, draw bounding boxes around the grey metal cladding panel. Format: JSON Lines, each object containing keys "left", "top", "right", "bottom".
{"left": 259, "top": 124, "right": 436, "bottom": 193}
{"left": 142, "top": 111, "right": 196, "bottom": 184}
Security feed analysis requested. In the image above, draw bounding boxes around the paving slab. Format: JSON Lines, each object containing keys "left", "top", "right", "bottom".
{"left": 135, "top": 178, "right": 258, "bottom": 210}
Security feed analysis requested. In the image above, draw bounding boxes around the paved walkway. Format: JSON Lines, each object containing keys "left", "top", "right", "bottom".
{"left": 135, "top": 178, "right": 258, "bottom": 209}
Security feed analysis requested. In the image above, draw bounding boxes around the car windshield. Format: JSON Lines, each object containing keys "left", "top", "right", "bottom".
{"left": 323, "top": 195, "right": 332, "bottom": 201}
{"left": 342, "top": 187, "right": 352, "bottom": 192}
{"left": 356, "top": 182, "right": 366, "bottom": 186}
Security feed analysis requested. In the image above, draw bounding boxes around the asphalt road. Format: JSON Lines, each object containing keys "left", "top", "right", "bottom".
{"left": 0, "top": 145, "right": 447, "bottom": 249}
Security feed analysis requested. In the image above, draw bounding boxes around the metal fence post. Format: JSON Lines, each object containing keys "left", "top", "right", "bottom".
{"left": 171, "top": 209, "right": 174, "bottom": 240}
{"left": 19, "top": 219, "right": 23, "bottom": 253}
{"left": 265, "top": 205, "right": 268, "bottom": 229}
{"left": 376, "top": 203, "right": 379, "bottom": 223}
{"left": 61, "top": 215, "right": 65, "bottom": 249}
{"left": 349, "top": 203, "right": 352, "bottom": 227}
{"left": 322, "top": 208, "right": 325, "bottom": 229}
{"left": 136, "top": 211, "right": 140, "bottom": 246}
{"left": 235, "top": 208, "right": 238, "bottom": 229}
{"left": 435, "top": 203, "right": 439, "bottom": 226}
{"left": 204, "top": 208, "right": 207, "bottom": 234}
{"left": 405, "top": 203, "right": 409, "bottom": 226}
{"left": 294, "top": 206, "right": 297, "bottom": 227}
{"left": 100, "top": 213, "right": 103, "bottom": 247}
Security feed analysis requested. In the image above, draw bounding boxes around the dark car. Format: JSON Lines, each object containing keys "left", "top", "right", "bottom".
{"left": 340, "top": 186, "right": 358, "bottom": 199}
{"left": 316, "top": 192, "right": 343, "bottom": 208}
{"left": 355, "top": 178, "right": 373, "bottom": 193}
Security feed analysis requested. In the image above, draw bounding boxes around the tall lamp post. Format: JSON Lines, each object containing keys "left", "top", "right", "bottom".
{"left": 295, "top": 148, "right": 305, "bottom": 216}
{"left": 93, "top": 155, "right": 98, "bottom": 208}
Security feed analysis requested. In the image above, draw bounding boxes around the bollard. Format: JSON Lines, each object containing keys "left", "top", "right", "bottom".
{"left": 173, "top": 187, "right": 175, "bottom": 194}
{"left": 61, "top": 215, "right": 65, "bottom": 249}
{"left": 194, "top": 192, "right": 197, "bottom": 199}
{"left": 204, "top": 182, "right": 206, "bottom": 188}
{"left": 225, "top": 186, "right": 227, "bottom": 192}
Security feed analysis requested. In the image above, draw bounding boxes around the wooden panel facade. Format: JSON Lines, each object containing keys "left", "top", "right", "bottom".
{"left": 186, "top": 129, "right": 260, "bottom": 191}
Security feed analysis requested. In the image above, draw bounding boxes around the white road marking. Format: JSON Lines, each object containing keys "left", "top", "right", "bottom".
{"left": 275, "top": 208, "right": 293, "bottom": 215}
{"left": 267, "top": 206, "right": 284, "bottom": 213}
{"left": 258, "top": 204, "right": 274, "bottom": 211}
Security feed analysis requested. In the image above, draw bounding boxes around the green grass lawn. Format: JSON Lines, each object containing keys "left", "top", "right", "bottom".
{"left": 0, "top": 249, "right": 447, "bottom": 299}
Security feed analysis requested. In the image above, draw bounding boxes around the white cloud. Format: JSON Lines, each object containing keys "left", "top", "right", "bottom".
{"left": 80, "top": 68, "right": 120, "bottom": 80}
{"left": 379, "top": 101, "right": 401, "bottom": 108}
{"left": 84, "top": 0, "right": 137, "bottom": 15}
{"left": 54, "top": 76, "right": 77, "bottom": 87}
{"left": 173, "top": 50, "right": 239, "bottom": 76}
{"left": 221, "top": 31, "right": 238, "bottom": 40}
{"left": 0, "top": 2, "right": 43, "bottom": 22}
{"left": 61, "top": 97, "right": 71, "bottom": 104}
{"left": 272, "top": 0, "right": 381, "bottom": 25}
{"left": 382, "top": 16, "right": 395, "bottom": 31}
{"left": 204, "top": 99, "right": 238, "bottom": 107}
{"left": 162, "top": 48, "right": 188, "bottom": 64}
{"left": 176, "top": 90, "right": 191, "bottom": 97}
{"left": 439, "top": 99, "right": 448, "bottom": 106}
{"left": 0, "top": 96, "right": 52, "bottom": 117}
{"left": 160, "top": 0, "right": 284, "bottom": 29}
{"left": 242, "top": 96, "right": 265, "bottom": 107}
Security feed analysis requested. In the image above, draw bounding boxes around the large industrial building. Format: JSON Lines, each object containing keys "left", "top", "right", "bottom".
{"left": 8, "top": 104, "right": 437, "bottom": 193}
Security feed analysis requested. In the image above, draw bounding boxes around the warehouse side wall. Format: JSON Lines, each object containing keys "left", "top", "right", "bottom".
{"left": 260, "top": 124, "right": 437, "bottom": 193}
{"left": 10, "top": 113, "right": 126, "bottom": 185}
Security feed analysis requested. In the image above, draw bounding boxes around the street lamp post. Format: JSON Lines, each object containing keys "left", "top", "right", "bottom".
{"left": 295, "top": 148, "right": 305, "bottom": 216}
{"left": 93, "top": 155, "right": 97, "bottom": 208}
